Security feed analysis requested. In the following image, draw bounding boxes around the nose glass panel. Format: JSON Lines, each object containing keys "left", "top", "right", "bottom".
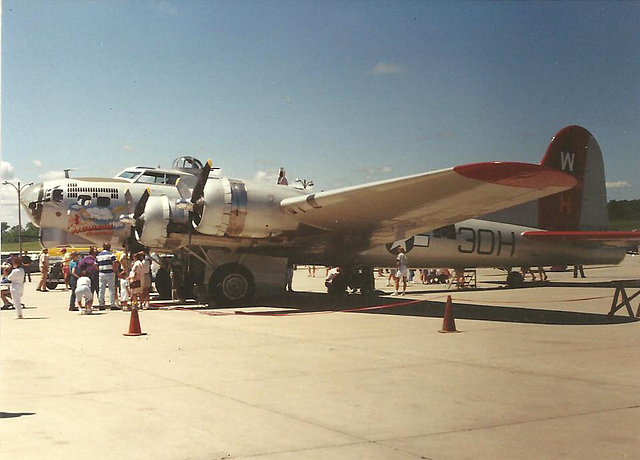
{"left": 20, "top": 183, "right": 43, "bottom": 226}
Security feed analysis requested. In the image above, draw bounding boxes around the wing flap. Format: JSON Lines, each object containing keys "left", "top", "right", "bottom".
{"left": 281, "top": 162, "right": 576, "bottom": 248}
{"left": 522, "top": 231, "right": 640, "bottom": 248}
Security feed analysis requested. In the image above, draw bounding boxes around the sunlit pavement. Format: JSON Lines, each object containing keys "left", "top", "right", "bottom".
{"left": 1, "top": 257, "right": 639, "bottom": 459}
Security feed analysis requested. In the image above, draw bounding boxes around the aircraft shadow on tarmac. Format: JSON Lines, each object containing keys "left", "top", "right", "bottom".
{"left": 178, "top": 290, "right": 639, "bottom": 326}
{"left": 0, "top": 412, "right": 36, "bottom": 419}
{"left": 361, "top": 298, "right": 638, "bottom": 325}
{"left": 484, "top": 279, "right": 640, "bottom": 289}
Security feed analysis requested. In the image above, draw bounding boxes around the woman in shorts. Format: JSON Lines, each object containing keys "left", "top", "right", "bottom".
{"left": 75, "top": 270, "right": 94, "bottom": 315}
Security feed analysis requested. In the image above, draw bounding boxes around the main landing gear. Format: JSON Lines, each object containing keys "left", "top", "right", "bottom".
{"left": 209, "top": 264, "right": 255, "bottom": 305}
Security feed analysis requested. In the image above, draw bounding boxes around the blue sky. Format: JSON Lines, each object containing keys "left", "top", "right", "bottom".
{"left": 2, "top": 0, "right": 639, "bottom": 226}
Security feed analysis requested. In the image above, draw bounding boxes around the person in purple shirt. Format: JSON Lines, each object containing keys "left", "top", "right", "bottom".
{"left": 78, "top": 247, "right": 100, "bottom": 306}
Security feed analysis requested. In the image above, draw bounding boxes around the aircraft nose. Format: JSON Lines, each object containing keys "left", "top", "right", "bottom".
{"left": 20, "top": 182, "right": 43, "bottom": 226}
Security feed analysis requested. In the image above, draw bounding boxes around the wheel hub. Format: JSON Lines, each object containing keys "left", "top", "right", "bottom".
{"left": 221, "top": 273, "right": 249, "bottom": 301}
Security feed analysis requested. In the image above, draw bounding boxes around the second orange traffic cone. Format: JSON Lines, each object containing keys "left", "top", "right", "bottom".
{"left": 123, "top": 308, "right": 147, "bottom": 336}
{"left": 439, "top": 295, "right": 459, "bottom": 333}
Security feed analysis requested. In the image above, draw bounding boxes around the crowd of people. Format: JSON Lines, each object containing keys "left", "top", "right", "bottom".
{"left": 1, "top": 244, "right": 155, "bottom": 318}
{"left": 66, "top": 244, "right": 152, "bottom": 314}
{"left": 2, "top": 242, "right": 591, "bottom": 317}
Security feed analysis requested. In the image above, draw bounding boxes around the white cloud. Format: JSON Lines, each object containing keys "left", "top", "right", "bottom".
{"left": 359, "top": 165, "right": 393, "bottom": 181}
{"left": 39, "top": 170, "right": 66, "bottom": 181}
{"left": 371, "top": 62, "right": 402, "bottom": 75}
{"left": 606, "top": 181, "right": 631, "bottom": 189}
{"left": 0, "top": 183, "right": 22, "bottom": 226}
{"left": 1, "top": 161, "right": 24, "bottom": 226}
{"left": 1, "top": 161, "right": 15, "bottom": 181}
{"left": 33, "top": 160, "right": 42, "bottom": 167}
{"left": 253, "top": 169, "right": 279, "bottom": 183}
{"left": 123, "top": 144, "right": 134, "bottom": 151}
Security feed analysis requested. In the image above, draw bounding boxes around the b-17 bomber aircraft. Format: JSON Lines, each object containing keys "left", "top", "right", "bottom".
{"left": 20, "top": 125, "right": 640, "bottom": 304}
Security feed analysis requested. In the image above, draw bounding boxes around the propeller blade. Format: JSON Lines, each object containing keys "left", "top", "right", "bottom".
{"left": 124, "top": 189, "right": 135, "bottom": 215}
{"left": 175, "top": 178, "right": 191, "bottom": 201}
{"left": 191, "top": 159, "right": 212, "bottom": 204}
{"left": 134, "top": 188, "right": 150, "bottom": 220}
{"left": 175, "top": 178, "right": 194, "bottom": 211}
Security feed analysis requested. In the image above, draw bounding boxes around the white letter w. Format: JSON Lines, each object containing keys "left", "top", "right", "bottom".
{"left": 560, "top": 151, "right": 575, "bottom": 172}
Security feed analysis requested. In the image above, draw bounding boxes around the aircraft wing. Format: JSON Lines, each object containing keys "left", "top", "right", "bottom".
{"left": 522, "top": 231, "right": 640, "bottom": 248}
{"left": 281, "top": 162, "right": 576, "bottom": 249}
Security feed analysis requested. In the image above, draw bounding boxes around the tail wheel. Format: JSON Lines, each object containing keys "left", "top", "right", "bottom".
{"left": 506, "top": 271, "right": 524, "bottom": 288}
{"left": 209, "top": 265, "right": 255, "bottom": 305}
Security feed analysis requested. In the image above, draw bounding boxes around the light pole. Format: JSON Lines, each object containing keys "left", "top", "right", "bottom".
{"left": 2, "top": 180, "right": 34, "bottom": 255}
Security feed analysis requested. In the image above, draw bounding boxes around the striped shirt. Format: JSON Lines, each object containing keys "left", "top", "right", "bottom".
{"left": 97, "top": 250, "right": 115, "bottom": 274}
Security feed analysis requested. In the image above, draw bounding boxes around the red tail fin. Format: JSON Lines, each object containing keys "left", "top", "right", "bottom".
{"left": 538, "top": 126, "right": 609, "bottom": 231}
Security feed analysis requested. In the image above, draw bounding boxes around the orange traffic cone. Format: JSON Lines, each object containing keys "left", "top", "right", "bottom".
{"left": 123, "top": 308, "right": 147, "bottom": 336}
{"left": 439, "top": 295, "right": 459, "bottom": 333}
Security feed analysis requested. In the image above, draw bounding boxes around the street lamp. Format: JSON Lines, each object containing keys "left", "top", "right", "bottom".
{"left": 2, "top": 180, "right": 34, "bottom": 255}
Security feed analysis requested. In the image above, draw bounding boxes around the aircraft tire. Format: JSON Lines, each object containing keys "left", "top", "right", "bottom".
{"left": 209, "top": 264, "right": 255, "bottom": 305}
{"left": 506, "top": 271, "right": 524, "bottom": 288}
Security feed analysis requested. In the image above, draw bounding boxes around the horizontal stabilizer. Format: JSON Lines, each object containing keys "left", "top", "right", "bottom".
{"left": 522, "top": 230, "right": 640, "bottom": 248}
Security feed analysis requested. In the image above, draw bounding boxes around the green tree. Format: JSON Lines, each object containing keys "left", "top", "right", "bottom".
{"left": 608, "top": 199, "right": 640, "bottom": 221}
{"left": 1, "top": 222, "right": 40, "bottom": 244}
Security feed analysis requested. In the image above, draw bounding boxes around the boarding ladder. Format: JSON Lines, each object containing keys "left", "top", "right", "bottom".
{"left": 608, "top": 281, "right": 640, "bottom": 318}
{"left": 448, "top": 269, "right": 477, "bottom": 290}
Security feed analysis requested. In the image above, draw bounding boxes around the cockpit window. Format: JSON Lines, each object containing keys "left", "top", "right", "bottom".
{"left": 52, "top": 189, "right": 64, "bottom": 202}
{"left": 118, "top": 171, "right": 140, "bottom": 180}
{"left": 136, "top": 171, "right": 179, "bottom": 185}
{"left": 172, "top": 156, "right": 203, "bottom": 170}
{"left": 138, "top": 172, "right": 165, "bottom": 184}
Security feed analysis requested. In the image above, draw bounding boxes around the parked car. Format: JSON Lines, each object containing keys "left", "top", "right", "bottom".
{"left": 45, "top": 251, "right": 91, "bottom": 290}
{"left": 1, "top": 252, "right": 39, "bottom": 274}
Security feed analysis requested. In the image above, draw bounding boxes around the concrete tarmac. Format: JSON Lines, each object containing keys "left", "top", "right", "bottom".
{"left": 2, "top": 257, "right": 639, "bottom": 459}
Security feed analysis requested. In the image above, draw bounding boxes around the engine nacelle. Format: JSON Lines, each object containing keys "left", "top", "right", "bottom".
{"left": 193, "top": 178, "right": 300, "bottom": 238}
{"left": 136, "top": 195, "right": 188, "bottom": 247}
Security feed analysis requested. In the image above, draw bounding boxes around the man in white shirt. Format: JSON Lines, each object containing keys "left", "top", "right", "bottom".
{"left": 97, "top": 243, "right": 117, "bottom": 309}
{"left": 37, "top": 248, "right": 49, "bottom": 292}
{"left": 392, "top": 246, "right": 408, "bottom": 296}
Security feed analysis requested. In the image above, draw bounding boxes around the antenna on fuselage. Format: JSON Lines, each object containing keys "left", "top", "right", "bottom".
{"left": 63, "top": 168, "right": 77, "bottom": 179}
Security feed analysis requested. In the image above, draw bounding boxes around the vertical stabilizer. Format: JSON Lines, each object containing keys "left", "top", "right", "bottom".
{"left": 538, "top": 125, "right": 609, "bottom": 231}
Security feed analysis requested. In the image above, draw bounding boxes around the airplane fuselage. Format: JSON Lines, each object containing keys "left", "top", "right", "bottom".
{"left": 358, "top": 219, "right": 626, "bottom": 270}
{"left": 23, "top": 173, "right": 626, "bottom": 274}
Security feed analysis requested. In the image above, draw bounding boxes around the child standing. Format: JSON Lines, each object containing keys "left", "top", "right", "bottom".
{"left": 8, "top": 257, "right": 26, "bottom": 319}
